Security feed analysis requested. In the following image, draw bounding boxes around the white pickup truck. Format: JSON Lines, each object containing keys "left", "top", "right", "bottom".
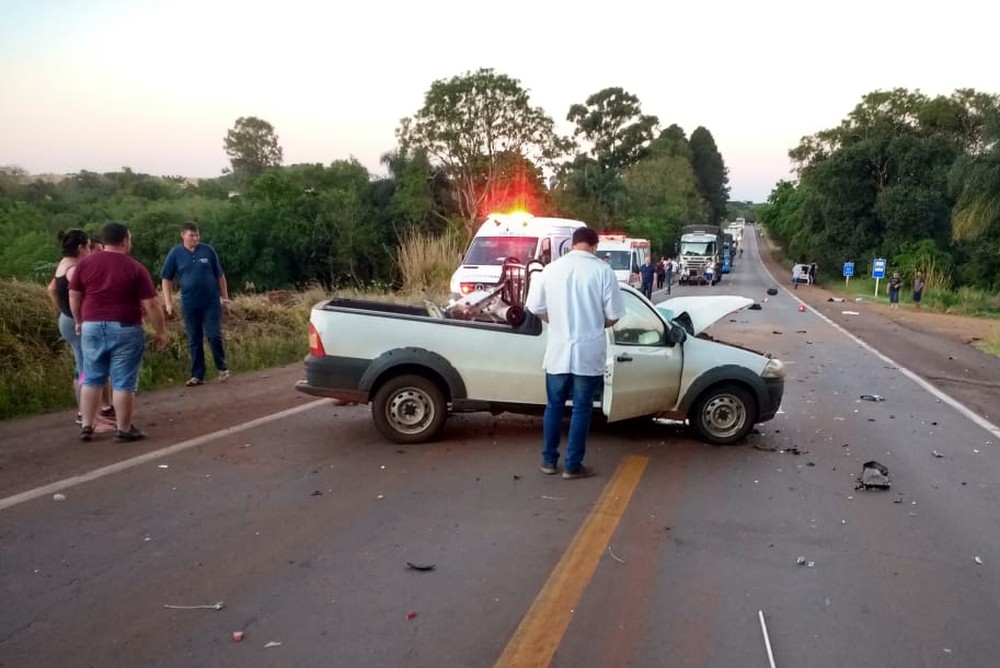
{"left": 295, "top": 282, "right": 785, "bottom": 445}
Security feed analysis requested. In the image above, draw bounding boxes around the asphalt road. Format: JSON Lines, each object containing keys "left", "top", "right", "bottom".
{"left": 3, "top": 232, "right": 1000, "bottom": 667}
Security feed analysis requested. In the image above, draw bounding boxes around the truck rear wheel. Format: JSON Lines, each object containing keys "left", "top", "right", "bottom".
{"left": 690, "top": 384, "right": 756, "bottom": 445}
{"left": 372, "top": 374, "right": 447, "bottom": 444}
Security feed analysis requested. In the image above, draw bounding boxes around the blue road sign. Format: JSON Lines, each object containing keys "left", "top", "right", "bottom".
{"left": 872, "top": 258, "right": 886, "bottom": 279}
{"left": 843, "top": 262, "right": 854, "bottom": 277}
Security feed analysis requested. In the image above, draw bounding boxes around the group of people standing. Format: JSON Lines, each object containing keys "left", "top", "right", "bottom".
{"left": 49, "top": 221, "right": 230, "bottom": 443}
{"left": 637, "top": 256, "right": 677, "bottom": 299}
{"left": 887, "top": 270, "right": 924, "bottom": 310}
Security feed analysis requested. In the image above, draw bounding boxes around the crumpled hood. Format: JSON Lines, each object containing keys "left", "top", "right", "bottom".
{"left": 656, "top": 295, "right": 755, "bottom": 335}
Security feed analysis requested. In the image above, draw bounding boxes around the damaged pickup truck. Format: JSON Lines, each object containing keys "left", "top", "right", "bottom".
{"left": 296, "top": 265, "right": 784, "bottom": 445}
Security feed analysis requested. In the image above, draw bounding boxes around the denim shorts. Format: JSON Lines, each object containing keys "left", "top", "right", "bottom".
{"left": 58, "top": 313, "right": 84, "bottom": 381}
{"left": 80, "top": 321, "right": 146, "bottom": 392}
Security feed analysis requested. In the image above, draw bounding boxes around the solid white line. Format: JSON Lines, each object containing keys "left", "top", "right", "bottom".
{"left": 0, "top": 399, "right": 329, "bottom": 512}
{"left": 758, "top": 610, "right": 778, "bottom": 668}
{"left": 755, "top": 235, "right": 1000, "bottom": 441}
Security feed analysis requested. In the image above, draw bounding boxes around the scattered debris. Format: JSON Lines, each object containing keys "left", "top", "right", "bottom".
{"left": 540, "top": 495, "right": 564, "bottom": 500}
{"left": 158, "top": 464, "right": 169, "bottom": 469}
{"left": 607, "top": 545, "right": 626, "bottom": 564}
{"left": 758, "top": 610, "right": 778, "bottom": 668}
{"left": 310, "top": 490, "right": 324, "bottom": 496}
{"left": 859, "top": 394, "right": 885, "bottom": 402}
{"left": 752, "top": 444, "right": 778, "bottom": 452}
{"left": 52, "top": 493, "right": 66, "bottom": 502}
{"left": 931, "top": 450, "right": 944, "bottom": 458}
{"left": 163, "top": 601, "right": 225, "bottom": 610}
{"left": 781, "top": 447, "right": 807, "bottom": 455}
{"left": 512, "top": 474, "right": 520, "bottom": 481}
{"left": 975, "top": 556, "right": 983, "bottom": 565}
{"left": 857, "top": 461, "right": 891, "bottom": 490}
{"left": 232, "top": 631, "right": 244, "bottom": 643}
{"left": 376, "top": 494, "right": 385, "bottom": 500}
{"left": 766, "top": 287, "right": 778, "bottom": 296}
{"left": 406, "top": 562, "right": 436, "bottom": 572}
{"left": 748, "top": 303, "right": 763, "bottom": 310}
{"left": 842, "top": 310, "right": 860, "bottom": 315}
{"left": 827, "top": 297, "right": 845, "bottom": 302}
{"left": 854, "top": 297, "right": 864, "bottom": 303}
{"left": 796, "top": 556, "right": 806, "bottom": 565}
{"left": 796, "top": 330, "right": 807, "bottom": 334}
{"left": 406, "top": 610, "right": 418, "bottom": 621}
{"left": 772, "top": 330, "right": 783, "bottom": 335}
{"left": 264, "top": 641, "right": 282, "bottom": 648}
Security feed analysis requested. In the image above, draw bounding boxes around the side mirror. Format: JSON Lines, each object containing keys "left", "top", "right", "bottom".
{"left": 668, "top": 324, "right": 687, "bottom": 345}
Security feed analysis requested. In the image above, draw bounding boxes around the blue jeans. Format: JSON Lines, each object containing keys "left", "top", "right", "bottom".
{"left": 543, "top": 373, "right": 602, "bottom": 472}
{"left": 58, "top": 313, "right": 83, "bottom": 383}
{"left": 80, "top": 321, "right": 146, "bottom": 392}
{"left": 182, "top": 302, "right": 227, "bottom": 380}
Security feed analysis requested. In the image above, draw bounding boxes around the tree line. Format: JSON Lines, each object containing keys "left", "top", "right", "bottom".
{"left": 4, "top": 68, "right": 731, "bottom": 291}
{"left": 758, "top": 88, "right": 1000, "bottom": 291}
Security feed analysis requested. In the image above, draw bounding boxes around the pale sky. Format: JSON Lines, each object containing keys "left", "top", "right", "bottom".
{"left": 1, "top": 0, "right": 996, "bottom": 202}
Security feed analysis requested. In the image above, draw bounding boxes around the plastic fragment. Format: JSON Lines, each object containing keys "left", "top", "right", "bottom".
{"left": 406, "top": 610, "right": 417, "bottom": 620}
{"left": 53, "top": 493, "right": 66, "bottom": 502}
{"left": 406, "top": 562, "right": 436, "bottom": 571}
{"left": 232, "top": 631, "right": 244, "bottom": 642}
{"left": 931, "top": 450, "right": 944, "bottom": 458}
{"left": 264, "top": 641, "right": 282, "bottom": 648}
{"left": 859, "top": 394, "right": 885, "bottom": 402}
{"left": 975, "top": 556, "right": 983, "bottom": 565}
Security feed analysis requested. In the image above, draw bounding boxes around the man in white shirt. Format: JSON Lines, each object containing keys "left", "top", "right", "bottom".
{"left": 525, "top": 227, "right": 626, "bottom": 479}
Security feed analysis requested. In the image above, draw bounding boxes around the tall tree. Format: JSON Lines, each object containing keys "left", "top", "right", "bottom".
{"left": 396, "top": 68, "right": 569, "bottom": 238}
{"left": 567, "top": 87, "right": 659, "bottom": 171}
{"left": 689, "top": 127, "right": 730, "bottom": 224}
{"left": 223, "top": 116, "right": 284, "bottom": 186}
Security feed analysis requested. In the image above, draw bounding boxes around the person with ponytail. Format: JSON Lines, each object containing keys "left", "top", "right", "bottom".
{"left": 48, "top": 230, "right": 93, "bottom": 422}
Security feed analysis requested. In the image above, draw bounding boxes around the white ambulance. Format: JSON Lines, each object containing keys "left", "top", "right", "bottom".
{"left": 449, "top": 211, "right": 586, "bottom": 299}
{"left": 596, "top": 235, "right": 651, "bottom": 288}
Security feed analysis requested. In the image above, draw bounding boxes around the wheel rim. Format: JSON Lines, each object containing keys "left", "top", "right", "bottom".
{"left": 386, "top": 386, "right": 436, "bottom": 435}
{"left": 700, "top": 393, "right": 746, "bottom": 439}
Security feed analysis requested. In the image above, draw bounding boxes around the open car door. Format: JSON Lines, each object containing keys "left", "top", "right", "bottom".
{"left": 602, "top": 290, "right": 683, "bottom": 422}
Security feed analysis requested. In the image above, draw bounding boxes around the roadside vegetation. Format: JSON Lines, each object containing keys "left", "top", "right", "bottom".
{"left": 0, "top": 232, "right": 456, "bottom": 420}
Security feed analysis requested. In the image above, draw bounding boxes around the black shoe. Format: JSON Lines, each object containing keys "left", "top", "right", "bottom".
{"left": 562, "top": 465, "right": 597, "bottom": 480}
{"left": 79, "top": 425, "right": 94, "bottom": 442}
{"left": 115, "top": 426, "right": 147, "bottom": 442}
{"left": 99, "top": 405, "right": 116, "bottom": 418}
{"left": 539, "top": 462, "right": 558, "bottom": 475}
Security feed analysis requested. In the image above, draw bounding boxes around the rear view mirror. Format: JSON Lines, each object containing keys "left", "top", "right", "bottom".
{"left": 668, "top": 324, "right": 687, "bottom": 345}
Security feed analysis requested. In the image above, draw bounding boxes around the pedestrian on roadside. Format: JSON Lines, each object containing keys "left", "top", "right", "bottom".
{"left": 912, "top": 271, "right": 924, "bottom": 311}
{"left": 69, "top": 222, "right": 167, "bottom": 442}
{"left": 47, "top": 229, "right": 95, "bottom": 424}
{"left": 656, "top": 257, "right": 666, "bottom": 290}
{"left": 160, "top": 221, "right": 232, "bottom": 387}
{"left": 525, "top": 226, "right": 625, "bottom": 480}
{"left": 809, "top": 262, "right": 818, "bottom": 286}
{"left": 887, "top": 271, "right": 902, "bottom": 308}
{"left": 664, "top": 257, "right": 675, "bottom": 295}
{"left": 638, "top": 256, "right": 656, "bottom": 299}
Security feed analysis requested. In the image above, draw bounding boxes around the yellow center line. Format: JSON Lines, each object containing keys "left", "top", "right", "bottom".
{"left": 494, "top": 455, "right": 649, "bottom": 668}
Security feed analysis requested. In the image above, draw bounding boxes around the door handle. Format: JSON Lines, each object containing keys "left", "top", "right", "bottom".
{"left": 616, "top": 354, "right": 633, "bottom": 363}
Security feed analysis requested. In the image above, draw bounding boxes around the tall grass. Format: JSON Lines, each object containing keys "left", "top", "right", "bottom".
{"left": 397, "top": 230, "right": 465, "bottom": 295}
{"left": 0, "top": 279, "right": 315, "bottom": 421}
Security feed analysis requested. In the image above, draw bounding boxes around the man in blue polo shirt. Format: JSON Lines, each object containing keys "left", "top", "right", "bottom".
{"left": 161, "top": 221, "right": 231, "bottom": 386}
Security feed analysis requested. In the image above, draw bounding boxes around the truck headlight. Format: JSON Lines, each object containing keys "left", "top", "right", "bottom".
{"left": 761, "top": 358, "right": 785, "bottom": 379}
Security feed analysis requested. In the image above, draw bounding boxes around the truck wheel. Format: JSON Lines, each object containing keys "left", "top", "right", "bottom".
{"left": 372, "top": 374, "right": 447, "bottom": 444}
{"left": 690, "top": 384, "right": 756, "bottom": 445}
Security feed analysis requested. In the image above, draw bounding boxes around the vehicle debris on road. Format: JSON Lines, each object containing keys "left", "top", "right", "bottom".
{"left": 857, "top": 461, "right": 891, "bottom": 490}
{"left": 859, "top": 394, "right": 885, "bottom": 402}
{"left": 406, "top": 561, "right": 436, "bottom": 571}
{"left": 163, "top": 601, "right": 225, "bottom": 610}
{"left": 264, "top": 641, "right": 282, "bottom": 648}
{"left": 932, "top": 450, "right": 944, "bottom": 458}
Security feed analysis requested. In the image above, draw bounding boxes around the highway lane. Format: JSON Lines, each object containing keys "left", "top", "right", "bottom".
{"left": 3, "top": 231, "right": 1000, "bottom": 667}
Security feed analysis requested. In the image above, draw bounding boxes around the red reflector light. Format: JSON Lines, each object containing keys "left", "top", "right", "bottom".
{"left": 308, "top": 323, "right": 326, "bottom": 356}
{"left": 460, "top": 283, "right": 475, "bottom": 295}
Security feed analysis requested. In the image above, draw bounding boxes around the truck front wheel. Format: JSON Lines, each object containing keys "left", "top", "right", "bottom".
{"left": 372, "top": 374, "right": 447, "bottom": 444}
{"left": 690, "top": 384, "right": 756, "bottom": 445}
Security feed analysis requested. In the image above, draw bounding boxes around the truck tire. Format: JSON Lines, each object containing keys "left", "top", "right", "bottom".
{"left": 690, "top": 383, "right": 756, "bottom": 445}
{"left": 372, "top": 374, "right": 447, "bottom": 444}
